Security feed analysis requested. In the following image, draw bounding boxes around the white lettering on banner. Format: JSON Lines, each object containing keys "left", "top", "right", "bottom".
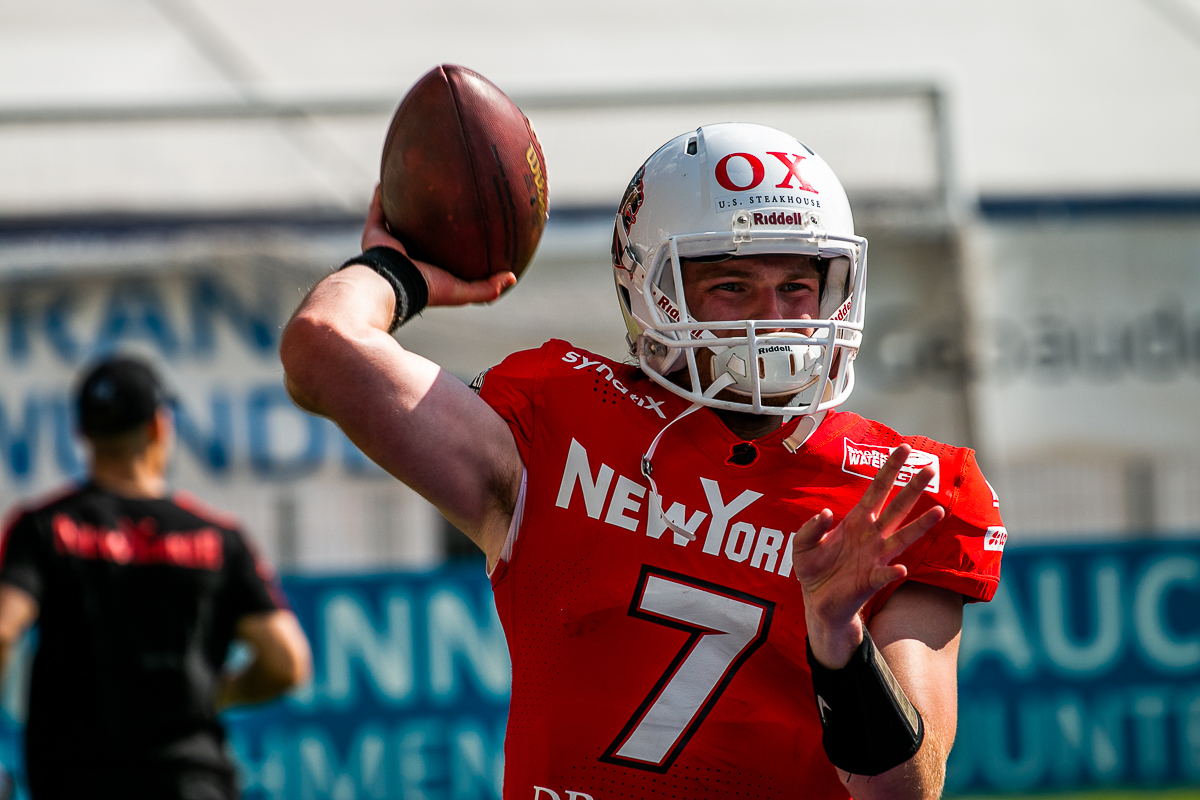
{"left": 561, "top": 351, "right": 667, "bottom": 418}
{"left": 841, "top": 439, "right": 940, "bottom": 493}
{"left": 699, "top": 478, "right": 763, "bottom": 556}
{"left": 958, "top": 580, "right": 1036, "bottom": 678}
{"left": 322, "top": 594, "right": 414, "bottom": 704}
{"left": 0, "top": 386, "right": 380, "bottom": 485}
{"left": 453, "top": 722, "right": 506, "bottom": 799}
{"left": 1036, "top": 563, "right": 1123, "bottom": 674}
{"left": 555, "top": 439, "right": 615, "bottom": 518}
{"left": 962, "top": 555, "right": 1200, "bottom": 682}
{"left": 398, "top": 724, "right": 437, "bottom": 797}
{"left": 427, "top": 590, "right": 511, "bottom": 700}
{"left": 298, "top": 731, "right": 387, "bottom": 799}
{"left": 0, "top": 275, "right": 400, "bottom": 490}
{"left": 233, "top": 716, "right": 504, "bottom": 800}
{"left": 230, "top": 548, "right": 1200, "bottom": 798}
{"left": 1133, "top": 556, "right": 1200, "bottom": 671}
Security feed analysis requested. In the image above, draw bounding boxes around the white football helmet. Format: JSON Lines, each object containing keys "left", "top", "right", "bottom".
{"left": 612, "top": 122, "right": 867, "bottom": 416}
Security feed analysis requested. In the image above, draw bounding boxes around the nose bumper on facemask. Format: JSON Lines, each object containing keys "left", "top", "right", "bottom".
{"left": 707, "top": 334, "right": 824, "bottom": 397}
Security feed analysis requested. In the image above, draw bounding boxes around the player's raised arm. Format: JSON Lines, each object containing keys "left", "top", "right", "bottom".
{"left": 280, "top": 188, "right": 522, "bottom": 569}
{"left": 791, "top": 445, "right": 955, "bottom": 800}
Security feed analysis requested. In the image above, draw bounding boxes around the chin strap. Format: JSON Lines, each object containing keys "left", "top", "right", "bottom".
{"left": 640, "top": 374, "right": 735, "bottom": 541}
{"left": 782, "top": 410, "right": 825, "bottom": 453}
{"left": 640, "top": 372, "right": 824, "bottom": 541}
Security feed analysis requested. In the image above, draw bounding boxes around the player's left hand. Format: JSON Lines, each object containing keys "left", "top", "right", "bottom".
{"left": 791, "top": 444, "right": 945, "bottom": 668}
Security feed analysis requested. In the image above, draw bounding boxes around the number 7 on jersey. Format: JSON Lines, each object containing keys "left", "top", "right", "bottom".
{"left": 601, "top": 566, "right": 776, "bottom": 772}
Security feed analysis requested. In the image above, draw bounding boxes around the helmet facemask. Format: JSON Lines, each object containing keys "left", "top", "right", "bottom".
{"left": 616, "top": 220, "right": 866, "bottom": 416}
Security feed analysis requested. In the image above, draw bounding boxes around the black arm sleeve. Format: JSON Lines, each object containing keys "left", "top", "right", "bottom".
{"left": 223, "top": 530, "right": 287, "bottom": 618}
{"left": 0, "top": 512, "right": 48, "bottom": 603}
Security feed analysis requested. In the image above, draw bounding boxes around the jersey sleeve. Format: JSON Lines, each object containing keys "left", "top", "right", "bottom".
{"left": 0, "top": 511, "right": 48, "bottom": 603}
{"left": 864, "top": 450, "right": 1005, "bottom": 619}
{"left": 223, "top": 529, "right": 289, "bottom": 618}
{"left": 475, "top": 341, "right": 562, "bottom": 468}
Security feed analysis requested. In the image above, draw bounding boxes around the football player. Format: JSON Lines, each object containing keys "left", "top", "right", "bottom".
{"left": 282, "top": 123, "right": 1004, "bottom": 800}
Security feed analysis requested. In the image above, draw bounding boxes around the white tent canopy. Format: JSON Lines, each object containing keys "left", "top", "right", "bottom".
{"left": 2, "top": 0, "right": 1200, "bottom": 217}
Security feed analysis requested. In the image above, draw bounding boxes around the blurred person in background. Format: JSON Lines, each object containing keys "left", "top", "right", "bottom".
{"left": 0, "top": 355, "right": 311, "bottom": 800}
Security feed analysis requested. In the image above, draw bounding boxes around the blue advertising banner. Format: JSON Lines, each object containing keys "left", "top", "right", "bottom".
{"left": 227, "top": 564, "right": 510, "bottom": 800}
{"left": 948, "top": 539, "right": 1200, "bottom": 793}
{"left": 1, "top": 541, "right": 1198, "bottom": 798}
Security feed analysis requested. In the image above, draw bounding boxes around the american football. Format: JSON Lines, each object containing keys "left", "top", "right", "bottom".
{"left": 379, "top": 64, "right": 549, "bottom": 282}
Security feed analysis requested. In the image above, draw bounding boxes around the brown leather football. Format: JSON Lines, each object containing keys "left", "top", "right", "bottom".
{"left": 379, "top": 64, "right": 549, "bottom": 282}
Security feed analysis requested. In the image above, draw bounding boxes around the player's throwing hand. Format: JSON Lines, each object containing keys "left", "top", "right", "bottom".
{"left": 361, "top": 186, "right": 515, "bottom": 307}
{"left": 792, "top": 444, "right": 946, "bottom": 668}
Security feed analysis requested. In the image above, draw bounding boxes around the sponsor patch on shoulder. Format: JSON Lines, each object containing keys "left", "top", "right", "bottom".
{"left": 984, "top": 526, "right": 1008, "bottom": 552}
{"left": 841, "top": 438, "right": 940, "bottom": 493}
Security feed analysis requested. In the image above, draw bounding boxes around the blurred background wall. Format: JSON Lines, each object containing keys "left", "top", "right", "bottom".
{"left": 2, "top": 0, "right": 1198, "bottom": 563}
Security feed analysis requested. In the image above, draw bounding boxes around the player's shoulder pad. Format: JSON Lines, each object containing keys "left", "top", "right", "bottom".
{"left": 863, "top": 420, "right": 1002, "bottom": 532}
{"left": 477, "top": 339, "right": 635, "bottom": 394}
{"left": 472, "top": 339, "right": 571, "bottom": 396}
{"left": 835, "top": 415, "right": 983, "bottom": 507}
{"left": 552, "top": 343, "right": 638, "bottom": 379}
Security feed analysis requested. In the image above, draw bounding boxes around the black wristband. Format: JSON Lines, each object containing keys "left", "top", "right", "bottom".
{"left": 340, "top": 247, "right": 429, "bottom": 333}
{"left": 806, "top": 629, "right": 925, "bottom": 776}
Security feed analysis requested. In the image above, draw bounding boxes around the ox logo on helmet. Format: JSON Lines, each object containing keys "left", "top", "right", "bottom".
{"left": 714, "top": 152, "right": 819, "bottom": 194}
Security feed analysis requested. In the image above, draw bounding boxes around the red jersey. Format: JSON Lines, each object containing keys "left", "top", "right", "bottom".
{"left": 478, "top": 340, "right": 1004, "bottom": 800}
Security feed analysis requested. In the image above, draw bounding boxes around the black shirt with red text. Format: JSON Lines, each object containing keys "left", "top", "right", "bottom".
{"left": 0, "top": 482, "right": 285, "bottom": 796}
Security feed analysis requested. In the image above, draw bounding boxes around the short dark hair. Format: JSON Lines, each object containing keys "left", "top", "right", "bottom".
{"left": 76, "top": 356, "right": 170, "bottom": 439}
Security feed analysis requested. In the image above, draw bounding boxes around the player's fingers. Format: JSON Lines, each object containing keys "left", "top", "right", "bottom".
{"left": 855, "top": 444, "right": 911, "bottom": 517}
{"left": 875, "top": 465, "right": 937, "bottom": 532}
{"left": 869, "top": 563, "right": 908, "bottom": 593}
{"left": 488, "top": 271, "right": 519, "bottom": 295}
{"left": 881, "top": 506, "right": 945, "bottom": 561}
{"left": 362, "top": 231, "right": 409, "bottom": 258}
{"left": 367, "top": 185, "right": 384, "bottom": 223}
{"left": 361, "top": 186, "right": 402, "bottom": 251}
{"left": 462, "top": 272, "right": 517, "bottom": 302}
{"left": 791, "top": 509, "right": 835, "bottom": 554}
{"left": 427, "top": 270, "right": 516, "bottom": 306}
